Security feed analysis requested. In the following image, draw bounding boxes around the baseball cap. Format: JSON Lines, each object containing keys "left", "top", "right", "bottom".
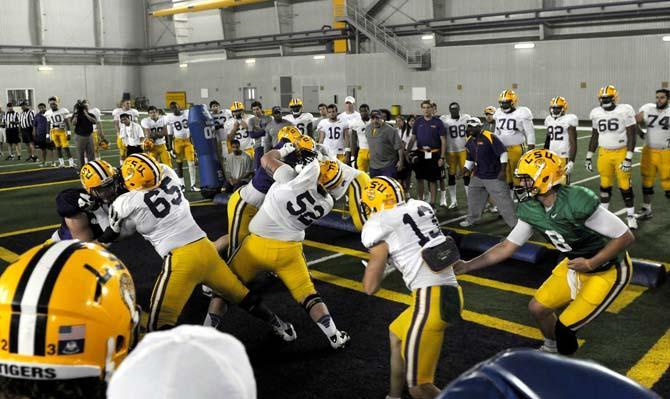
{"left": 370, "top": 109, "right": 382, "bottom": 118}
{"left": 272, "top": 106, "right": 282, "bottom": 114}
{"left": 107, "top": 325, "right": 256, "bottom": 399}
{"left": 466, "top": 117, "right": 482, "bottom": 127}
{"left": 344, "top": 96, "right": 356, "bottom": 104}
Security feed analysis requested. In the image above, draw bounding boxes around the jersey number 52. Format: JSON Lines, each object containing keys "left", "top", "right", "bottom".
{"left": 287, "top": 191, "right": 324, "bottom": 226}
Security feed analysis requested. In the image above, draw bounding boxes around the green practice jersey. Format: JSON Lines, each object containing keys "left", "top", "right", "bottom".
{"left": 517, "top": 185, "right": 622, "bottom": 264}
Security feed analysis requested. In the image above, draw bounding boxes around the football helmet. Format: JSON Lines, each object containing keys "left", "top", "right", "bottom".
{"left": 230, "top": 101, "right": 244, "bottom": 112}
{"left": 0, "top": 240, "right": 139, "bottom": 381}
{"left": 513, "top": 149, "right": 566, "bottom": 202}
{"left": 484, "top": 106, "right": 496, "bottom": 115}
{"left": 598, "top": 85, "right": 618, "bottom": 110}
{"left": 360, "top": 177, "right": 406, "bottom": 218}
{"left": 121, "top": 153, "right": 162, "bottom": 191}
{"left": 549, "top": 96, "right": 568, "bottom": 117}
{"left": 319, "top": 160, "right": 344, "bottom": 191}
{"left": 98, "top": 137, "right": 110, "bottom": 150}
{"left": 142, "top": 138, "right": 154, "bottom": 152}
{"left": 80, "top": 160, "right": 119, "bottom": 203}
{"left": 296, "top": 135, "right": 318, "bottom": 163}
{"left": 277, "top": 126, "right": 302, "bottom": 146}
{"left": 289, "top": 98, "right": 303, "bottom": 116}
{"left": 498, "top": 90, "right": 518, "bottom": 112}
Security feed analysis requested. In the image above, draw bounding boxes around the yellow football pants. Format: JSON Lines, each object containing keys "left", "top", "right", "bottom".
{"left": 534, "top": 255, "right": 632, "bottom": 331}
{"left": 641, "top": 146, "right": 670, "bottom": 190}
{"left": 505, "top": 144, "right": 524, "bottom": 185}
{"left": 147, "top": 238, "right": 249, "bottom": 331}
{"left": 226, "top": 188, "right": 259, "bottom": 260}
{"left": 51, "top": 129, "right": 69, "bottom": 149}
{"left": 597, "top": 147, "right": 631, "bottom": 190}
{"left": 446, "top": 151, "right": 467, "bottom": 176}
{"left": 390, "top": 285, "right": 463, "bottom": 387}
{"left": 174, "top": 138, "right": 195, "bottom": 162}
{"left": 228, "top": 234, "right": 316, "bottom": 303}
{"left": 116, "top": 135, "right": 127, "bottom": 159}
{"left": 348, "top": 172, "right": 370, "bottom": 232}
{"left": 148, "top": 143, "right": 172, "bottom": 167}
{"left": 357, "top": 148, "right": 370, "bottom": 172}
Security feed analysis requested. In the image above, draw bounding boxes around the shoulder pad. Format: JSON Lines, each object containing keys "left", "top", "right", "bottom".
{"left": 361, "top": 215, "right": 390, "bottom": 249}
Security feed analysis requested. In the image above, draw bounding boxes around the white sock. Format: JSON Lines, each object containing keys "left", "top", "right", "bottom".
{"left": 448, "top": 185, "right": 457, "bottom": 203}
{"left": 464, "top": 185, "right": 469, "bottom": 198}
{"left": 643, "top": 203, "right": 651, "bottom": 211}
{"left": 626, "top": 207, "right": 635, "bottom": 217}
{"left": 58, "top": 157, "right": 64, "bottom": 166}
{"left": 95, "top": 155, "right": 101, "bottom": 160}
{"left": 386, "top": 396, "right": 402, "bottom": 399}
{"left": 68, "top": 158, "right": 74, "bottom": 165}
{"left": 542, "top": 338, "right": 557, "bottom": 352}
{"left": 315, "top": 314, "right": 338, "bottom": 339}
{"left": 425, "top": 193, "right": 432, "bottom": 203}
{"left": 188, "top": 161, "right": 197, "bottom": 187}
{"left": 601, "top": 202, "right": 610, "bottom": 210}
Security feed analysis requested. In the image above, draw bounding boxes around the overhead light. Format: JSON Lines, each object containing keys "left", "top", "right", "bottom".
{"left": 179, "top": 63, "right": 188, "bottom": 68}
{"left": 313, "top": 55, "right": 326, "bottom": 60}
{"left": 38, "top": 66, "right": 53, "bottom": 71}
{"left": 663, "top": 36, "right": 670, "bottom": 42}
{"left": 245, "top": 58, "right": 256, "bottom": 64}
{"left": 514, "top": 42, "right": 535, "bottom": 49}
{"left": 421, "top": 34, "right": 434, "bottom": 40}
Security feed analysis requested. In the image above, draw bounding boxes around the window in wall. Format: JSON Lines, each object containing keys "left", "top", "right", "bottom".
{"left": 7, "top": 89, "right": 34, "bottom": 107}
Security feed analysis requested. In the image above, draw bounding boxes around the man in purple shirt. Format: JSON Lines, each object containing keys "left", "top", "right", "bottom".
{"left": 33, "top": 103, "right": 55, "bottom": 167}
{"left": 406, "top": 100, "right": 447, "bottom": 207}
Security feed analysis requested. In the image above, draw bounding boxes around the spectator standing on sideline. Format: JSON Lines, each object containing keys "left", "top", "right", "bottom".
{"left": 112, "top": 99, "right": 139, "bottom": 165}
{"left": 482, "top": 106, "right": 496, "bottom": 132}
{"left": 4, "top": 103, "right": 21, "bottom": 160}
{"left": 396, "top": 115, "right": 415, "bottom": 194}
{"left": 263, "top": 106, "right": 292, "bottom": 153}
{"left": 460, "top": 117, "right": 517, "bottom": 228}
{"left": 84, "top": 100, "right": 105, "bottom": 160}
{"left": 0, "top": 105, "right": 5, "bottom": 158}
{"left": 118, "top": 113, "right": 144, "bottom": 156}
{"left": 314, "top": 103, "right": 328, "bottom": 129}
{"left": 33, "top": 103, "right": 55, "bottom": 167}
{"left": 18, "top": 101, "right": 38, "bottom": 162}
{"left": 406, "top": 100, "right": 447, "bottom": 207}
{"left": 349, "top": 104, "right": 371, "bottom": 172}
{"left": 248, "top": 101, "right": 271, "bottom": 170}
{"left": 71, "top": 100, "right": 97, "bottom": 167}
{"left": 225, "top": 139, "right": 254, "bottom": 192}
{"left": 366, "top": 109, "right": 405, "bottom": 178}
{"left": 338, "top": 96, "right": 361, "bottom": 125}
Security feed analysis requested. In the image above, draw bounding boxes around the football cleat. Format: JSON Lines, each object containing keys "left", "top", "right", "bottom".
{"left": 627, "top": 215, "right": 638, "bottom": 230}
{"left": 448, "top": 201, "right": 458, "bottom": 209}
{"left": 271, "top": 316, "right": 297, "bottom": 342}
{"left": 636, "top": 207, "right": 653, "bottom": 220}
{"left": 190, "top": 185, "right": 201, "bottom": 192}
{"left": 459, "top": 219, "right": 474, "bottom": 228}
{"left": 539, "top": 344, "right": 558, "bottom": 354}
{"left": 329, "top": 330, "right": 350, "bottom": 349}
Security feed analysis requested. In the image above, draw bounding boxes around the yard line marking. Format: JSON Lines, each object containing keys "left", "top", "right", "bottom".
{"left": 608, "top": 285, "right": 647, "bottom": 314}
{"left": 439, "top": 215, "right": 467, "bottom": 226}
{"left": 626, "top": 327, "right": 670, "bottom": 388}
{"left": 614, "top": 208, "right": 627, "bottom": 216}
{"left": 0, "top": 179, "right": 79, "bottom": 192}
{"left": 307, "top": 253, "right": 345, "bottom": 266}
{"left": 0, "top": 224, "right": 60, "bottom": 238}
{"left": 0, "top": 167, "right": 53, "bottom": 175}
{"left": 0, "top": 247, "right": 19, "bottom": 263}
{"left": 304, "top": 240, "right": 369, "bottom": 259}
{"left": 577, "top": 135, "right": 592, "bottom": 140}
{"left": 572, "top": 162, "right": 640, "bottom": 185}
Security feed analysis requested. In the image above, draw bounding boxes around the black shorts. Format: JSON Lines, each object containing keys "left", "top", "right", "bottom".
{"left": 20, "top": 128, "right": 33, "bottom": 144}
{"left": 414, "top": 153, "right": 442, "bottom": 182}
{"left": 126, "top": 145, "right": 142, "bottom": 155}
{"left": 6, "top": 128, "right": 20, "bottom": 144}
{"left": 34, "top": 139, "right": 54, "bottom": 150}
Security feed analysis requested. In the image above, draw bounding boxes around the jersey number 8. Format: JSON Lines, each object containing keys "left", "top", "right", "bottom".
{"left": 448, "top": 125, "right": 466, "bottom": 139}
{"left": 547, "top": 125, "right": 564, "bottom": 141}
{"left": 545, "top": 230, "right": 573, "bottom": 252}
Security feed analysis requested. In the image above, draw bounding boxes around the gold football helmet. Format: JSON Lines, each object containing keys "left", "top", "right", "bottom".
{"left": 296, "top": 135, "right": 318, "bottom": 163}
{"left": 598, "top": 85, "right": 619, "bottom": 109}
{"left": 484, "top": 106, "right": 496, "bottom": 115}
{"left": 288, "top": 98, "right": 303, "bottom": 108}
{"left": 142, "top": 138, "right": 154, "bottom": 152}
{"left": 277, "top": 126, "right": 303, "bottom": 146}
{"left": 0, "top": 240, "right": 139, "bottom": 381}
{"left": 549, "top": 96, "right": 568, "bottom": 117}
{"left": 513, "top": 149, "right": 566, "bottom": 201}
{"left": 498, "top": 89, "right": 518, "bottom": 111}
{"left": 319, "top": 160, "right": 343, "bottom": 191}
{"left": 80, "top": 160, "right": 119, "bottom": 203}
{"left": 121, "top": 153, "right": 162, "bottom": 191}
{"left": 361, "top": 177, "right": 406, "bottom": 218}
{"left": 230, "top": 101, "right": 244, "bottom": 112}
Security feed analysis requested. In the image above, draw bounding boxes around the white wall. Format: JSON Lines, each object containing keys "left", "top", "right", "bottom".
{"left": 101, "top": 0, "right": 147, "bottom": 48}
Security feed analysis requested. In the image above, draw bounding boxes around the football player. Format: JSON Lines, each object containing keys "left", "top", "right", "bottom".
{"left": 454, "top": 149, "right": 634, "bottom": 356}
{"left": 635, "top": 88, "right": 670, "bottom": 219}
{"left": 285, "top": 98, "right": 315, "bottom": 137}
{"left": 317, "top": 104, "right": 350, "bottom": 164}
{"left": 112, "top": 99, "right": 139, "bottom": 165}
{"left": 99, "top": 154, "right": 295, "bottom": 339}
{"left": 360, "top": 177, "right": 463, "bottom": 399}
{"left": 52, "top": 160, "right": 125, "bottom": 242}
{"left": 141, "top": 106, "right": 172, "bottom": 167}
{"left": 83, "top": 100, "right": 106, "bottom": 161}
{"left": 440, "top": 102, "right": 471, "bottom": 208}
{"left": 44, "top": 96, "right": 75, "bottom": 168}
{"left": 348, "top": 103, "right": 371, "bottom": 172}
{"left": 166, "top": 101, "right": 199, "bottom": 192}
{"left": 587, "top": 85, "right": 637, "bottom": 229}
{"left": 543, "top": 97, "right": 578, "bottom": 177}
{"left": 226, "top": 157, "right": 350, "bottom": 349}
{"left": 210, "top": 100, "right": 232, "bottom": 159}
{"left": 225, "top": 101, "right": 253, "bottom": 158}
{"left": 0, "top": 240, "right": 139, "bottom": 396}
{"left": 493, "top": 90, "right": 536, "bottom": 194}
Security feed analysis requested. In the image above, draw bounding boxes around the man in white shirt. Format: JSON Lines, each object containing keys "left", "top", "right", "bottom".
{"left": 317, "top": 104, "right": 350, "bottom": 164}
{"left": 210, "top": 100, "right": 232, "bottom": 160}
{"left": 338, "top": 96, "right": 361, "bottom": 126}
{"left": 119, "top": 113, "right": 144, "bottom": 156}
{"left": 112, "top": 99, "right": 140, "bottom": 164}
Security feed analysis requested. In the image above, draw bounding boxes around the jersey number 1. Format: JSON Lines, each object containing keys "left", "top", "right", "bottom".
{"left": 402, "top": 206, "right": 440, "bottom": 247}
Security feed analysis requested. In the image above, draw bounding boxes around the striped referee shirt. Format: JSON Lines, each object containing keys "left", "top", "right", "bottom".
{"left": 3, "top": 110, "right": 20, "bottom": 129}
{"left": 19, "top": 109, "right": 35, "bottom": 129}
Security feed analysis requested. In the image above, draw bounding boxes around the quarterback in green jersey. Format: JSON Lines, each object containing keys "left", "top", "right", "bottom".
{"left": 454, "top": 149, "right": 634, "bottom": 355}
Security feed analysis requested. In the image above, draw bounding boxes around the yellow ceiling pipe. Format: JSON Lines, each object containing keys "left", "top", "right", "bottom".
{"left": 151, "top": 0, "right": 271, "bottom": 17}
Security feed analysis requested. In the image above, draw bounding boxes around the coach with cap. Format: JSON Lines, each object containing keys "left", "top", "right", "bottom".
{"left": 339, "top": 96, "right": 361, "bottom": 125}
{"left": 263, "top": 106, "right": 292, "bottom": 154}
{"left": 366, "top": 109, "right": 405, "bottom": 178}
{"left": 460, "top": 117, "right": 517, "bottom": 228}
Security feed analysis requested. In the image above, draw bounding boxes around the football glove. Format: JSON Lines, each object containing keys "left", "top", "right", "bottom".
{"left": 278, "top": 142, "right": 296, "bottom": 158}
{"left": 77, "top": 192, "right": 99, "bottom": 211}
{"left": 565, "top": 160, "right": 574, "bottom": 175}
{"left": 67, "top": 130, "right": 72, "bottom": 138}
{"left": 169, "top": 149, "right": 177, "bottom": 159}
{"left": 585, "top": 152, "right": 593, "bottom": 173}
{"left": 108, "top": 205, "right": 122, "bottom": 234}
{"left": 620, "top": 157, "right": 632, "bottom": 173}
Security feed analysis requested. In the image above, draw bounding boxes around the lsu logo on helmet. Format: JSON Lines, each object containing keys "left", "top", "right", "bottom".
{"left": 319, "top": 160, "right": 343, "bottom": 191}
{"left": 513, "top": 149, "right": 566, "bottom": 202}
{"left": 296, "top": 135, "right": 318, "bottom": 163}
{"left": 80, "top": 160, "right": 118, "bottom": 202}
{"left": 360, "top": 177, "right": 406, "bottom": 218}
{"left": 121, "top": 153, "right": 162, "bottom": 191}
{"left": 277, "top": 126, "right": 302, "bottom": 146}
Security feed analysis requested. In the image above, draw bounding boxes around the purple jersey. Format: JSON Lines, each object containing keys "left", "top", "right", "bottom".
{"left": 250, "top": 139, "right": 299, "bottom": 194}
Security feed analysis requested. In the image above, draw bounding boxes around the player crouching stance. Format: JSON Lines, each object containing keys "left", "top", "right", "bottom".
{"left": 454, "top": 149, "right": 634, "bottom": 355}
{"left": 98, "top": 154, "right": 294, "bottom": 339}
{"left": 360, "top": 177, "right": 463, "bottom": 399}
{"left": 227, "top": 157, "right": 350, "bottom": 349}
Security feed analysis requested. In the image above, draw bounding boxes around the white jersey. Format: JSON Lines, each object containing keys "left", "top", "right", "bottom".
{"left": 112, "top": 108, "right": 139, "bottom": 123}
{"left": 329, "top": 161, "right": 361, "bottom": 201}
{"left": 361, "top": 199, "right": 458, "bottom": 291}
{"left": 141, "top": 117, "right": 168, "bottom": 145}
{"left": 224, "top": 115, "right": 253, "bottom": 151}
{"left": 441, "top": 114, "right": 471, "bottom": 152}
{"left": 166, "top": 110, "right": 190, "bottom": 140}
{"left": 249, "top": 161, "right": 333, "bottom": 242}
{"left": 89, "top": 107, "right": 102, "bottom": 131}
{"left": 285, "top": 113, "right": 315, "bottom": 136}
{"left": 493, "top": 106, "right": 535, "bottom": 146}
{"left": 317, "top": 118, "right": 349, "bottom": 155}
{"left": 111, "top": 165, "right": 206, "bottom": 257}
{"left": 348, "top": 118, "right": 370, "bottom": 150}
{"left": 638, "top": 103, "right": 670, "bottom": 149}
{"left": 544, "top": 113, "right": 578, "bottom": 158}
{"left": 589, "top": 104, "right": 635, "bottom": 150}
{"left": 338, "top": 111, "right": 361, "bottom": 125}
{"left": 45, "top": 108, "right": 71, "bottom": 130}
{"left": 211, "top": 110, "right": 232, "bottom": 141}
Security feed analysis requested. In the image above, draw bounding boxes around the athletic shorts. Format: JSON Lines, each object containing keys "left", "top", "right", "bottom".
{"left": 20, "top": 128, "right": 34, "bottom": 144}
{"left": 6, "top": 128, "right": 20, "bottom": 144}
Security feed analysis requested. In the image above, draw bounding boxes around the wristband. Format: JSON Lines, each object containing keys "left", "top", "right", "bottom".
{"left": 586, "top": 151, "right": 594, "bottom": 160}
{"left": 625, "top": 151, "right": 633, "bottom": 160}
{"left": 344, "top": 147, "right": 351, "bottom": 152}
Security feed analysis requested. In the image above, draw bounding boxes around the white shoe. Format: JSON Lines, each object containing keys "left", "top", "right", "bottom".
{"left": 439, "top": 199, "right": 448, "bottom": 207}
{"left": 627, "top": 216, "right": 638, "bottom": 230}
{"left": 448, "top": 201, "right": 458, "bottom": 209}
{"left": 190, "top": 185, "right": 200, "bottom": 192}
{"left": 272, "top": 317, "right": 297, "bottom": 342}
{"left": 637, "top": 207, "right": 653, "bottom": 220}
{"left": 539, "top": 344, "right": 558, "bottom": 354}
{"left": 459, "top": 219, "right": 473, "bottom": 227}
{"left": 489, "top": 206, "right": 498, "bottom": 213}
{"left": 329, "top": 330, "right": 350, "bottom": 349}
{"left": 201, "top": 285, "right": 213, "bottom": 298}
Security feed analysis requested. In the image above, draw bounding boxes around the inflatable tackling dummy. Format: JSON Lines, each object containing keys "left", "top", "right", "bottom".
{"left": 189, "top": 104, "right": 225, "bottom": 198}
{"left": 437, "top": 348, "right": 660, "bottom": 399}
